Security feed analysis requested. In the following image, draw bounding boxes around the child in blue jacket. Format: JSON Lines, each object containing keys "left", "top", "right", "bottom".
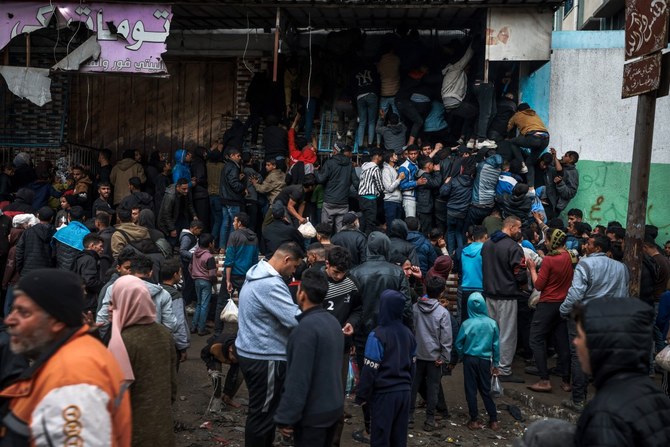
{"left": 455, "top": 292, "right": 500, "bottom": 431}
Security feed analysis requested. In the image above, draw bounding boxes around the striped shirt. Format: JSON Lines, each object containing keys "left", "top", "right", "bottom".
{"left": 358, "top": 162, "right": 384, "bottom": 197}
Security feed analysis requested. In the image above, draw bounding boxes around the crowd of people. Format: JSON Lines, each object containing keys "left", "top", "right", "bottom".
{"left": 1, "top": 31, "right": 670, "bottom": 447}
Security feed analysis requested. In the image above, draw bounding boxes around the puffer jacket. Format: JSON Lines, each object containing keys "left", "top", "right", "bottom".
{"left": 172, "top": 149, "right": 192, "bottom": 185}
{"left": 406, "top": 230, "right": 437, "bottom": 276}
{"left": 416, "top": 171, "right": 441, "bottom": 214}
{"left": 575, "top": 297, "right": 670, "bottom": 446}
{"left": 387, "top": 219, "right": 419, "bottom": 267}
{"left": 157, "top": 184, "right": 197, "bottom": 236}
{"left": 110, "top": 158, "right": 146, "bottom": 205}
{"left": 15, "top": 222, "right": 55, "bottom": 274}
{"left": 544, "top": 164, "right": 579, "bottom": 213}
{"left": 350, "top": 232, "right": 412, "bottom": 341}
{"left": 331, "top": 226, "right": 368, "bottom": 266}
{"left": 316, "top": 154, "right": 358, "bottom": 205}
{"left": 495, "top": 192, "right": 533, "bottom": 227}
{"left": 2, "top": 228, "right": 24, "bottom": 288}
{"left": 471, "top": 154, "right": 503, "bottom": 207}
{"left": 219, "top": 158, "right": 245, "bottom": 206}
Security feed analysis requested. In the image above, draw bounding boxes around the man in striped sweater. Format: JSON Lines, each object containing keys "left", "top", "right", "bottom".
{"left": 357, "top": 150, "right": 385, "bottom": 235}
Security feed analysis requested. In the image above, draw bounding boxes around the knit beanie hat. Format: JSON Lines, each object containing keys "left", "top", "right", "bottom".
{"left": 426, "top": 255, "right": 453, "bottom": 280}
{"left": 15, "top": 269, "right": 84, "bottom": 327}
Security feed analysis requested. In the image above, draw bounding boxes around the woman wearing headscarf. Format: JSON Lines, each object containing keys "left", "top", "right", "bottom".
{"left": 108, "top": 275, "right": 177, "bottom": 447}
{"left": 526, "top": 228, "right": 574, "bottom": 393}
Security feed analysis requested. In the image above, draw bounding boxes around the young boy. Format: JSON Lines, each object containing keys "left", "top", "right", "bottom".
{"left": 180, "top": 219, "right": 204, "bottom": 308}
{"left": 72, "top": 233, "right": 105, "bottom": 313}
{"left": 189, "top": 233, "right": 218, "bottom": 336}
{"left": 356, "top": 289, "right": 417, "bottom": 447}
{"left": 454, "top": 292, "right": 500, "bottom": 431}
{"left": 274, "top": 269, "right": 345, "bottom": 447}
{"left": 160, "top": 258, "right": 191, "bottom": 368}
{"left": 410, "top": 275, "right": 452, "bottom": 431}
{"left": 201, "top": 333, "right": 243, "bottom": 412}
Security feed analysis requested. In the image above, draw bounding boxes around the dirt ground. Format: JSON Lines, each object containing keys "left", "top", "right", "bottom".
{"left": 172, "top": 322, "right": 558, "bottom": 447}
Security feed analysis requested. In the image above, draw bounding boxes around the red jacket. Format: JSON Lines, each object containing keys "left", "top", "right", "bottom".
{"left": 288, "top": 128, "right": 317, "bottom": 166}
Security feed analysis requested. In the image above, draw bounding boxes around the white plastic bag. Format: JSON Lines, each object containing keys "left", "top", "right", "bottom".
{"left": 528, "top": 289, "right": 541, "bottom": 309}
{"left": 220, "top": 299, "right": 238, "bottom": 323}
{"left": 655, "top": 346, "right": 670, "bottom": 371}
{"left": 297, "top": 219, "right": 317, "bottom": 238}
{"left": 491, "top": 374, "right": 504, "bottom": 398}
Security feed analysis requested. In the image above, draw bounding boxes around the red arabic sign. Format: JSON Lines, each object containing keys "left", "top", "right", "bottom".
{"left": 625, "top": 0, "right": 669, "bottom": 60}
{"left": 622, "top": 52, "right": 662, "bottom": 98}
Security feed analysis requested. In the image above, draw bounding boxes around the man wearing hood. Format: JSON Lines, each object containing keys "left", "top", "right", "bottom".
{"left": 457, "top": 225, "right": 487, "bottom": 323}
{"left": 316, "top": 144, "right": 359, "bottom": 232}
{"left": 15, "top": 206, "right": 55, "bottom": 275}
{"left": 53, "top": 206, "right": 90, "bottom": 271}
{"left": 355, "top": 289, "right": 417, "bottom": 446}
{"left": 481, "top": 216, "right": 528, "bottom": 383}
{"left": 172, "top": 149, "right": 193, "bottom": 185}
{"left": 387, "top": 219, "right": 419, "bottom": 267}
{"left": 507, "top": 103, "right": 550, "bottom": 187}
{"left": 350, "top": 232, "right": 412, "bottom": 443}
{"left": 572, "top": 297, "right": 670, "bottom": 445}
{"left": 495, "top": 182, "right": 533, "bottom": 228}
{"left": 262, "top": 202, "right": 304, "bottom": 258}
{"left": 110, "top": 149, "right": 146, "bottom": 206}
{"left": 406, "top": 217, "right": 437, "bottom": 276}
{"left": 410, "top": 276, "right": 452, "bottom": 432}
{"left": 331, "top": 212, "right": 367, "bottom": 266}
{"left": 357, "top": 150, "right": 384, "bottom": 234}
{"left": 2, "top": 188, "right": 35, "bottom": 220}
{"left": 235, "top": 242, "right": 303, "bottom": 447}
{"left": 217, "top": 212, "right": 259, "bottom": 337}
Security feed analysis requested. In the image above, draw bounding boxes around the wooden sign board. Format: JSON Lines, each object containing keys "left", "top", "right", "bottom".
{"left": 622, "top": 52, "right": 662, "bottom": 98}
{"left": 625, "top": 0, "right": 669, "bottom": 60}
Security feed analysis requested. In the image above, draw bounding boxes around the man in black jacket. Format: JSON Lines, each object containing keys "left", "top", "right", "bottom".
{"left": 72, "top": 234, "right": 105, "bottom": 312}
{"left": 349, "top": 231, "right": 412, "bottom": 443}
{"left": 219, "top": 148, "right": 246, "bottom": 249}
{"left": 481, "top": 215, "right": 527, "bottom": 383}
{"left": 274, "top": 269, "right": 344, "bottom": 447}
{"left": 331, "top": 212, "right": 367, "bottom": 266}
{"left": 15, "top": 206, "right": 55, "bottom": 275}
{"left": 573, "top": 297, "right": 670, "bottom": 446}
{"left": 316, "top": 145, "right": 359, "bottom": 232}
{"left": 262, "top": 202, "right": 304, "bottom": 258}
{"left": 387, "top": 219, "right": 419, "bottom": 267}
{"left": 158, "top": 178, "right": 198, "bottom": 245}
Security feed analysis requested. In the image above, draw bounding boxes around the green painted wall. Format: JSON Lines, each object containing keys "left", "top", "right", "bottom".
{"left": 568, "top": 160, "right": 670, "bottom": 241}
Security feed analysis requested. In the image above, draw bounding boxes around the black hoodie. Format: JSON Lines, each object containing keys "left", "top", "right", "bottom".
{"left": 316, "top": 154, "right": 359, "bottom": 205}
{"left": 481, "top": 230, "right": 528, "bottom": 300}
{"left": 387, "top": 219, "right": 419, "bottom": 266}
{"left": 15, "top": 222, "right": 55, "bottom": 274}
{"left": 576, "top": 297, "right": 670, "bottom": 446}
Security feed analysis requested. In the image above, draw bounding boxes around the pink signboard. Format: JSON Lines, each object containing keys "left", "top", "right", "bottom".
{"left": 0, "top": 2, "right": 171, "bottom": 75}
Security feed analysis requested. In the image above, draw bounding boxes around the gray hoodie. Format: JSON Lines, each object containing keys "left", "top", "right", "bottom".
{"left": 235, "top": 260, "right": 300, "bottom": 361}
{"left": 413, "top": 297, "right": 452, "bottom": 363}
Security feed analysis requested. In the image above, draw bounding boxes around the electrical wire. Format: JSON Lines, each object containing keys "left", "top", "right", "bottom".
{"left": 66, "top": 0, "right": 84, "bottom": 56}
{"left": 242, "top": 13, "right": 253, "bottom": 73}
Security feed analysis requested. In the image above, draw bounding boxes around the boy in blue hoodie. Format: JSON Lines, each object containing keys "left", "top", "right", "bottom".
{"left": 457, "top": 225, "right": 488, "bottom": 324}
{"left": 356, "top": 290, "right": 416, "bottom": 447}
{"left": 455, "top": 292, "right": 500, "bottom": 431}
{"left": 173, "top": 149, "right": 193, "bottom": 185}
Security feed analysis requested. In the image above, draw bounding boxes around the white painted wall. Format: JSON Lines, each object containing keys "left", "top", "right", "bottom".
{"left": 549, "top": 47, "right": 670, "bottom": 164}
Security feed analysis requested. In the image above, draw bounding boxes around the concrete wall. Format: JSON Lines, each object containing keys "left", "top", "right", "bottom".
{"left": 542, "top": 31, "right": 670, "bottom": 239}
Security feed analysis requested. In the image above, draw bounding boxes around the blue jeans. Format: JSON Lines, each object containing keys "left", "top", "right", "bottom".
{"left": 356, "top": 93, "right": 378, "bottom": 147}
{"left": 379, "top": 96, "right": 398, "bottom": 115}
{"left": 3, "top": 285, "right": 14, "bottom": 317}
{"left": 220, "top": 205, "right": 240, "bottom": 249}
{"left": 303, "top": 97, "right": 318, "bottom": 140}
{"left": 192, "top": 279, "right": 212, "bottom": 333}
{"left": 447, "top": 216, "right": 466, "bottom": 256}
{"left": 210, "top": 195, "right": 223, "bottom": 249}
{"left": 383, "top": 201, "right": 402, "bottom": 228}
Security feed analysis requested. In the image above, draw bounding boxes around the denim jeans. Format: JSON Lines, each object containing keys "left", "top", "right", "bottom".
{"left": 384, "top": 201, "right": 402, "bottom": 227}
{"left": 379, "top": 96, "right": 398, "bottom": 115}
{"left": 192, "top": 279, "right": 213, "bottom": 333}
{"left": 447, "top": 216, "right": 466, "bottom": 256}
{"left": 210, "top": 195, "right": 223, "bottom": 248}
{"left": 356, "top": 93, "right": 378, "bottom": 147}
{"left": 303, "top": 97, "right": 318, "bottom": 140}
{"left": 3, "top": 285, "right": 14, "bottom": 317}
{"left": 220, "top": 205, "right": 240, "bottom": 249}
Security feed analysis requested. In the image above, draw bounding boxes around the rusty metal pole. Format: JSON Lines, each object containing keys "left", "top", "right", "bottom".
{"left": 272, "top": 7, "right": 280, "bottom": 82}
{"left": 623, "top": 91, "right": 656, "bottom": 298}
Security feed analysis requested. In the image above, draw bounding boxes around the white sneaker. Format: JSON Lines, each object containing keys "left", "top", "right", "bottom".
{"left": 466, "top": 138, "right": 476, "bottom": 149}
{"left": 476, "top": 139, "right": 497, "bottom": 150}
{"left": 336, "top": 132, "right": 343, "bottom": 140}
{"left": 520, "top": 162, "right": 528, "bottom": 174}
{"left": 346, "top": 130, "right": 353, "bottom": 137}
{"left": 209, "top": 399, "right": 222, "bottom": 413}
{"left": 186, "top": 304, "right": 195, "bottom": 316}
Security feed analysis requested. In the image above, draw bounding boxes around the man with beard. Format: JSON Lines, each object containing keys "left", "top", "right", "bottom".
{"left": 0, "top": 269, "right": 131, "bottom": 445}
